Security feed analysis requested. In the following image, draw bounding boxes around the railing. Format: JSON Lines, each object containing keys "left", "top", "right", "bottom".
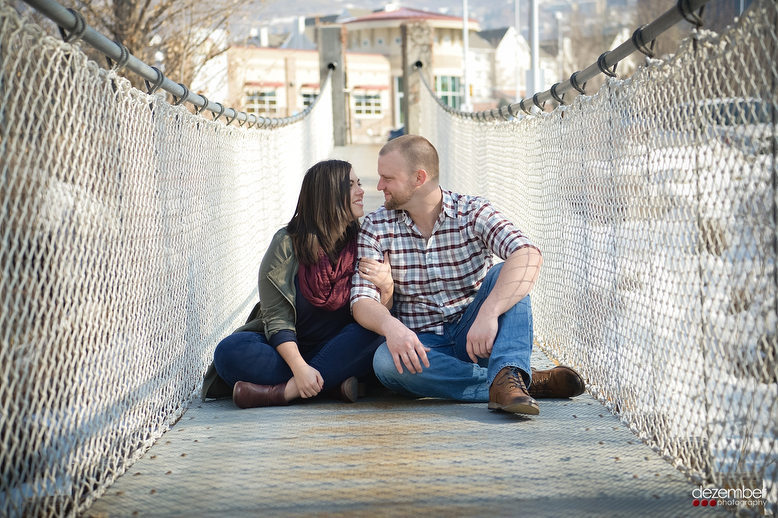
{"left": 429, "top": 0, "right": 710, "bottom": 121}
{"left": 3, "top": 0, "right": 777, "bottom": 514}
{"left": 0, "top": 0, "right": 334, "bottom": 515}
{"left": 420, "top": 0, "right": 777, "bottom": 514}
{"left": 20, "top": 0, "right": 332, "bottom": 128}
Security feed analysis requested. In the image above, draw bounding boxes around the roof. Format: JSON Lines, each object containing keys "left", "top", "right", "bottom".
{"left": 244, "top": 32, "right": 289, "bottom": 48}
{"left": 305, "top": 9, "right": 374, "bottom": 26}
{"left": 281, "top": 31, "right": 316, "bottom": 50}
{"left": 478, "top": 27, "right": 511, "bottom": 47}
{"left": 468, "top": 32, "right": 494, "bottom": 50}
{"left": 306, "top": 14, "right": 339, "bottom": 26}
{"left": 344, "top": 7, "right": 477, "bottom": 25}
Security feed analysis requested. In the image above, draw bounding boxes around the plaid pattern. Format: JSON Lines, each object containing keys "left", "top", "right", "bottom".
{"left": 350, "top": 188, "right": 538, "bottom": 334}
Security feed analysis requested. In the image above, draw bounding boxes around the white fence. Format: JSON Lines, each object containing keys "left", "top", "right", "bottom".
{"left": 0, "top": 2, "right": 333, "bottom": 515}
{"left": 421, "top": 1, "right": 777, "bottom": 514}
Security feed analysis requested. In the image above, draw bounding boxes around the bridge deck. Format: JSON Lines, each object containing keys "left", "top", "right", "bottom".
{"left": 84, "top": 146, "right": 731, "bottom": 517}
{"left": 84, "top": 349, "right": 729, "bottom": 518}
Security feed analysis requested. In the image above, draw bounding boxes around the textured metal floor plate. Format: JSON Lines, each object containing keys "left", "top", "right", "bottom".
{"left": 85, "top": 350, "right": 732, "bottom": 517}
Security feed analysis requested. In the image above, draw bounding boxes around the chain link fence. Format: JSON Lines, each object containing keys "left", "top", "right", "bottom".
{"left": 421, "top": 1, "right": 777, "bottom": 514}
{"left": 0, "top": 2, "right": 333, "bottom": 515}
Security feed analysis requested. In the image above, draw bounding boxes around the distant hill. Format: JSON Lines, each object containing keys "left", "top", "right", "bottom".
{"left": 231, "top": 0, "right": 526, "bottom": 34}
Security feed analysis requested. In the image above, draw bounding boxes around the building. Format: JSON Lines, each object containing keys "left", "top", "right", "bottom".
{"left": 343, "top": 6, "right": 483, "bottom": 123}
{"left": 194, "top": 5, "right": 591, "bottom": 142}
{"left": 212, "top": 45, "right": 392, "bottom": 144}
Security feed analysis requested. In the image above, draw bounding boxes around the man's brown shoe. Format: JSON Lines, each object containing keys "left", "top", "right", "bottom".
{"left": 529, "top": 366, "right": 585, "bottom": 399}
{"left": 488, "top": 367, "right": 539, "bottom": 415}
{"left": 233, "top": 381, "right": 289, "bottom": 409}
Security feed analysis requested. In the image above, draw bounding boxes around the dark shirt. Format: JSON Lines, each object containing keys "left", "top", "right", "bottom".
{"left": 293, "top": 275, "right": 355, "bottom": 353}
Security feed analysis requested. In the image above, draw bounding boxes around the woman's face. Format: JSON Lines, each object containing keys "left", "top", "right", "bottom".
{"left": 349, "top": 168, "right": 365, "bottom": 219}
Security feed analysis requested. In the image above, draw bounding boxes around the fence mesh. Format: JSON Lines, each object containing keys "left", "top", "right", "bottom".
{"left": 422, "top": 1, "right": 777, "bottom": 513}
{"left": 0, "top": 2, "right": 333, "bottom": 515}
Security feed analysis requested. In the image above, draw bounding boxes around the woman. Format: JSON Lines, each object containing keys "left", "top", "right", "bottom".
{"left": 210, "top": 159, "right": 391, "bottom": 408}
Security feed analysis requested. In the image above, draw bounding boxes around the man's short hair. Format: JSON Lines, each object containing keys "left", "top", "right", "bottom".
{"left": 380, "top": 135, "right": 439, "bottom": 181}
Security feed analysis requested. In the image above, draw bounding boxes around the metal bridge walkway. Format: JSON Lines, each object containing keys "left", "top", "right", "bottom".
{"left": 84, "top": 349, "right": 729, "bottom": 518}
{"left": 84, "top": 146, "right": 732, "bottom": 517}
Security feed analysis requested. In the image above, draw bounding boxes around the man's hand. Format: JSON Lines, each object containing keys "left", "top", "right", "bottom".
{"left": 465, "top": 312, "right": 499, "bottom": 363}
{"left": 384, "top": 319, "right": 431, "bottom": 374}
{"left": 464, "top": 247, "right": 542, "bottom": 363}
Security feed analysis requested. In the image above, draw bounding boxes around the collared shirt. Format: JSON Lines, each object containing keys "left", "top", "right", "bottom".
{"left": 350, "top": 188, "right": 538, "bottom": 335}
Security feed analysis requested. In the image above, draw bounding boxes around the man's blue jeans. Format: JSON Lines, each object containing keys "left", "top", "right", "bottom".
{"left": 373, "top": 263, "right": 534, "bottom": 402}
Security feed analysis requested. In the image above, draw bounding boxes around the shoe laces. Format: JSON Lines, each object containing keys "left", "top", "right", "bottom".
{"left": 530, "top": 372, "right": 552, "bottom": 395}
{"left": 500, "top": 367, "right": 528, "bottom": 391}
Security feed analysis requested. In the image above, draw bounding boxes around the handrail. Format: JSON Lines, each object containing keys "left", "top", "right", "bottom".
{"left": 21, "top": 0, "right": 332, "bottom": 129}
{"left": 419, "top": 0, "right": 711, "bottom": 121}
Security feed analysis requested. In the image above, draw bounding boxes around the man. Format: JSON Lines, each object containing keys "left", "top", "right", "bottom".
{"left": 350, "top": 135, "right": 584, "bottom": 415}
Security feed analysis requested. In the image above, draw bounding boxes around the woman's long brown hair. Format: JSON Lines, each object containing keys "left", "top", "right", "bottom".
{"left": 287, "top": 159, "right": 359, "bottom": 266}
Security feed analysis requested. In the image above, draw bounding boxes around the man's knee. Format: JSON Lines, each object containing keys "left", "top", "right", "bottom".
{"left": 372, "top": 342, "right": 394, "bottom": 381}
{"left": 482, "top": 262, "right": 503, "bottom": 288}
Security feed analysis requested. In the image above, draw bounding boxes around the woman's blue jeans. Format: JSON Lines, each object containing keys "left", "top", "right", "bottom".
{"left": 214, "top": 323, "right": 383, "bottom": 391}
{"left": 372, "top": 263, "right": 534, "bottom": 402}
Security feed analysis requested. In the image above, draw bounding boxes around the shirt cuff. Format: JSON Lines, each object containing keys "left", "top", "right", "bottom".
{"left": 269, "top": 329, "right": 298, "bottom": 348}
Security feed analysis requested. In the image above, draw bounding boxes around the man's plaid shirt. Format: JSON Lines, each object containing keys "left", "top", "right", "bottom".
{"left": 350, "top": 188, "right": 538, "bottom": 335}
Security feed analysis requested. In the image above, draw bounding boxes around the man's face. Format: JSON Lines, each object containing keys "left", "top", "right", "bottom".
{"left": 377, "top": 150, "right": 416, "bottom": 210}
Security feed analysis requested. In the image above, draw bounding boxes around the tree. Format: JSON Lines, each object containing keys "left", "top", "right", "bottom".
{"left": 564, "top": 4, "right": 630, "bottom": 94}
{"left": 636, "top": 0, "right": 693, "bottom": 60}
{"left": 16, "top": 0, "right": 260, "bottom": 92}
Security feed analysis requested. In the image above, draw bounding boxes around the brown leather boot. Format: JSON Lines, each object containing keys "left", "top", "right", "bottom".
{"left": 488, "top": 367, "right": 539, "bottom": 415}
{"left": 332, "top": 377, "right": 359, "bottom": 403}
{"left": 232, "top": 381, "right": 289, "bottom": 409}
{"left": 529, "top": 366, "right": 585, "bottom": 399}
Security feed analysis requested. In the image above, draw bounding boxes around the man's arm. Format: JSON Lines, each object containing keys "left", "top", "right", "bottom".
{"left": 466, "top": 246, "right": 543, "bottom": 362}
{"left": 352, "top": 298, "right": 430, "bottom": 374}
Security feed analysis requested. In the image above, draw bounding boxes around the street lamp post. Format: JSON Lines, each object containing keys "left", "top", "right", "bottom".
{"left": 529, "top": 0, "right": 539, "bottom": 96}
{"left": 462, "top": 0, "right": 472, "bottom": 111}
{"left": 555, "top": 11, "right": 564, "bottom": 83}
{"left": 515, "top": 0, "right": 521, "bottom": 102}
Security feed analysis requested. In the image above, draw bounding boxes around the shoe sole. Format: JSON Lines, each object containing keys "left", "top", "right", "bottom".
{"left": 488, "top": 402, "right": 540, "bottom": 415}
{"left": 340, "top": 377, "right": 359, "bottom": 403}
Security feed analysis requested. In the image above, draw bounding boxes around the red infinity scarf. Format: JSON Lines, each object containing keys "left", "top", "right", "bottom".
{"left": 298, "top": 238, "right": 357, "bottom": 311}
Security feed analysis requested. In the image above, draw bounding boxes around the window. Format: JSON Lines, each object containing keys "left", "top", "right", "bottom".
{"left": 377, "top": 38, "right": 384, "bottom": 46}
{"left": 362, "top": 39, "right": 370, "bottom": 48}
{"left": 245, "top": 90, "right": 277, "bottom": 115}
{"left": 394, "top": 36, "right": 402, "bottom": 45}
{"left": 434, "top": 76, "right": 461, "bottom": 110}
{"left": 301, "top": 89, "right": 320, "bottom": 108}
{"left": 354, "top": 91, "right": 382, "bottom": 116}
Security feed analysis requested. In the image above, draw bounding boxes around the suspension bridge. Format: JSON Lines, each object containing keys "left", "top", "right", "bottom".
{"left": 1, "top": 0, "right": 776, "bottom": 516}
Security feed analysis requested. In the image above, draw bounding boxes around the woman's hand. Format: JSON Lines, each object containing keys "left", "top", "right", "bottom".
{"left": 359, "top": 253, "right": 393, "bottom": 307}
{"left": 291, "top": 364, "right": 324, "bottom": 398}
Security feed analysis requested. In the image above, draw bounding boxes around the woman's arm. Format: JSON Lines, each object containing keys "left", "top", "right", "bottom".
{"left": 257, "top": 229, "right": 298, "bottom": 341}
{"left": 276, "top": 341, "right": 323, "bottom": 398}
{"left": 358, "top": 252, "right": 393, "bottom": 309}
